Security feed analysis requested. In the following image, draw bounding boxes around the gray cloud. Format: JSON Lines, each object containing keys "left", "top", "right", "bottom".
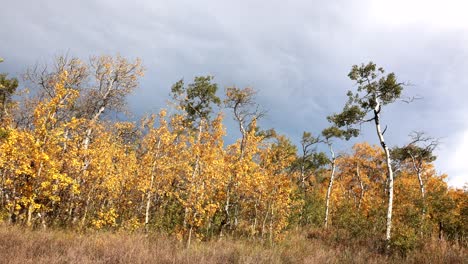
{"left": 1, "top": 0, "right": 467, "bottom": 187}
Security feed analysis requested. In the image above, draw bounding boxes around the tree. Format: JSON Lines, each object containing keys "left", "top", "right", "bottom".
{"left": 259, "top": 134, "right": 297, "bottom": 242}
{"left": 170, "top": 76, "right": 222, "bottom": 246}
{"left": 221, "top": 86, "right": 264, "bottom": 235}
{"left": 171, "top": 76, "right": 221, "bottom": 130}
{"left": 73, "top": 56, "right": 143, "bottom": 226}
{"left": 20, "top": 55, "right": 89, "bottom": 129}
{"left": 224, "top": 87, "right": 264, "bottom": 158}
{"left": 392, "top": 132, "right": 438, "bottom": 236}
{"left": 296, "top": 132, "right": 322, "bottom": 190}
{"left": 328, "top": 62, "right": 405, "bottom": 249}
{"left": 335, "top": 143, "right": 387, "bottom": 217}
{"left": 170, "top": 76, "right": 221, "bottom": 185}
{"left": 137, "top": 111, "right": 173, "bottom": 231}
{"left": 321, "top": 126, "right": 354, "bottom": 228}
{"left": 23, "top": 54, "right": 144, "bottom": 143}
{"left": 0, "top": 59, "right": 18, "bottom": 121}
{"left": 0, "top": 71, "right": 80, "bottom": 227}
{"left": 81, "top": 55, "right": 144, "bottom": 149}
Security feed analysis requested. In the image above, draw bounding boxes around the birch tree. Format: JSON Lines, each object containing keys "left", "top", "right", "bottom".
{"left": 321, "top": 126, "right": 354, "bottom": 228}
{"left": 322, "top": 128, "right": 338, "bottom": 228}
{"left": 170, "top": 76, "right": 221, "bottom": 247}
{"left": 221, "top": 87, "right": 264, "bottom": 235}
{"left": 327, "top": 62, "right": 405, "bottom": 250}
{"left": 297, "top": 132, "right": 322, "bottom": 190}
{"left": 392, "top": 131, "right": 438, "bottom": 236}
{"left": 81, "top": 55, "right": 144, "bottom": 149}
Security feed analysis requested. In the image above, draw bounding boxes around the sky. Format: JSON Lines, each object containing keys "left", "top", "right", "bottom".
{"left": 1, "top": 0, "right": 467, "bottom": 187}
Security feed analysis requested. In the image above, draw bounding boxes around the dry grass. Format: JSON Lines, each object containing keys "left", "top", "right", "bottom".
{"left": 0, "top": 225, "right": 465, "bottom": 264}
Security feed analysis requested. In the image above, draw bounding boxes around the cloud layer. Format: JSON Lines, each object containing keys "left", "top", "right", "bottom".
{"left": 1, "top": 0, "right": 467, "bottom": 187}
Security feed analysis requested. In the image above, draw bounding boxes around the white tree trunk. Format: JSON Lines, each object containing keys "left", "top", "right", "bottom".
{"left": 324, "top": 143, "right": 336, "bottom": 228}
{"left": 191, "top": 120, "right": 204, "bottom": 180}
{"left": 145, "top": 138, "right": 161, "bottom": 230}
{"left": 373, "top": 100, "right": 394, "bottom": 250}
{"left": 409, "top": 154, "right": 426, "bottom": 214}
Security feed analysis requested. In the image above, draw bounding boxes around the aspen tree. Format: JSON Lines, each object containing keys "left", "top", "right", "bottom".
{"left": 328, "top": 62, "right": 405, "bottom": 250}
{"left": 170, "top": 76, "right": 221, "bottom": 246}
{"left": 392, "top": 132, "right": 438, "bottom": 237}
{"left": 321, "top": 126, "right": 356, "bottom": 228}
{"left": 222, "top": 87, "right": 264, "bottom": 235}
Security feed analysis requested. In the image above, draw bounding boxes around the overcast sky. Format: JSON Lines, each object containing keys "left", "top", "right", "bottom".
{"left": 1, "top": 0, "right": 467, "bottom": 187}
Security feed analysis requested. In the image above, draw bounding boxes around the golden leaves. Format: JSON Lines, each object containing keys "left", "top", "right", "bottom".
{"left": 1, "top": 55, "right": 464, "bottom": 246}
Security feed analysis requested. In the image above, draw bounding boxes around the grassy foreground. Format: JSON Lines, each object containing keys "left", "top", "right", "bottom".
{"left": 0, "top": 225, "right": 465, "bottom": 264}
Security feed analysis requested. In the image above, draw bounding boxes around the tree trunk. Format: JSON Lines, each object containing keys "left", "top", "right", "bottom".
{"left": 410, "top": 153, "right": 427, "bottom": 227}
{"left": 183, "top": 120, "right": 204, "bottom": 242}
{"left": 0, "top": 169, "right": 5, "bottom": 209}
{"left": 438, "top": 221, "right": 443, "bottom": 240}
{"left": 145, "top": 138, "right": 161, "bottom": 231}
{"left": 219, "top": 189, "right": 231, "bottom": 238}
{"left": 324, "top": 143, "right": 336, "bottom": 228}
{"left": 261, "top": 202, "right": 270, "bottom": 238}
{"left": 26, "top": 203, "right": 33, "bottom": 226}
{"left": 252, "top": 200, "right": 258, "bottom": 236}
{"left": 187, "top": 226, "right": 193, "bottom": 248}
{"left": 373, "top": 100, "right": 394, "bottom": 251}
{"left": 220, "top": 122, "right": 246, "bottom": 237}
{"left": 191, "top": 120, "right": 204, "bottom": 180}
{"left": 416, "top": 170, "right": 425, "bottom": 202}
{"left": 269, "top": 204, "right": 274, "bottom": 245}
{"left": 299, "top": 159, "right": 306, "bottom": 225}
{"left": 356, "top": 164, "right": 365, "bottom": 209}
{"left": 415, "top": 168, "right": 426, "bottom": 237}
{"left": 80, "top": 191, "right": 93, "bottom": 227}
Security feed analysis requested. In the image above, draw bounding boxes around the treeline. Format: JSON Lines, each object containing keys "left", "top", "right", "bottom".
{"left": 0, "top": 55, "right": 466, "bottom": 253}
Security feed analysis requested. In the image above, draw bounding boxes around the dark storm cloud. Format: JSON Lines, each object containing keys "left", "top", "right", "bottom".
{"left": 0, "top": 0, "right": 466, "bottom": 186}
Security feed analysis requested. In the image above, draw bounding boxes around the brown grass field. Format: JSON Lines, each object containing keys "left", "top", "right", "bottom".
{"left": 0, "top": 225, "right": 465, "bottom": 264}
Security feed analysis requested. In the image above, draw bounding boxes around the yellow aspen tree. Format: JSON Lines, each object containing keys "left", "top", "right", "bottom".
{"left": 392, "top": 132, "right": 439, "bottom": 237}
{"left": 137, "top": 109, "right": 186, "bottom": 231}
{"left": 328, "top": 62, "right": 406, "bottom": 249}
{"left": 82, "top": 122, "right": 139, "bottom": 229}
{"left": 221, "top": 87, "right": 266, "bottom": 236}
{"left": 0, "top": 71, "right": 79, "bottom": 227}
{"left": 331, "top": 143, "right": 387, "bottom": 235}
{"left": 258, "top": 135, "right": 297, "bottom": 241}
{"left": 179, "top": 114, "right": 226, "bottom": 245}
{"left": 170, "top": 76, "right": 221, "bottom": 246}
{"left": 224, "top": 119, "right": 265, "bottom": 237}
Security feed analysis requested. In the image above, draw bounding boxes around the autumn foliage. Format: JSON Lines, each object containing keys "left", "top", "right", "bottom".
{"left": 0, "top": 55, "right": 466, "bottom": 256}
